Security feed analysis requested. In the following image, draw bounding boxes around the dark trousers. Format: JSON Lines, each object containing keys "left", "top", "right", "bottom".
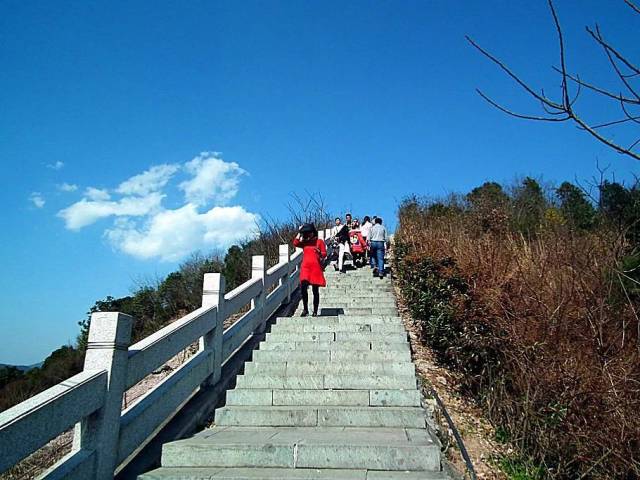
{"left": 301, "top": 281, "right": 320, "bottom": 313}
{"left": 370, "top": 241, "right": 385, "bottom": 276}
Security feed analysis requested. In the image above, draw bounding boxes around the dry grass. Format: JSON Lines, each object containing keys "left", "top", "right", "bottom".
{"left": 394, "top": 204, "right": 640, "bottom": 479}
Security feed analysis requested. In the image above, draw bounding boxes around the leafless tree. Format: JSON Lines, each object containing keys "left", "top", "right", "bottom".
{"left": 467, "top": 0, "right": 640, "bottom": 160}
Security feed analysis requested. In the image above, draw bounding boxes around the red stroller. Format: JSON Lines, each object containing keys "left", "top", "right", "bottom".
{"left": 349, "top": 229, "right": 369, "bottom": 267}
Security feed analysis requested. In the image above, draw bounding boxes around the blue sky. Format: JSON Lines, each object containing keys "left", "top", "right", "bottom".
{"left": 1, "top": 1, "right": 639, "bottom": 364}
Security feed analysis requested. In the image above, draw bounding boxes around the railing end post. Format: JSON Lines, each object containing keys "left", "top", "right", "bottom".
{"left": 201, "top": 272, "right": 225, "bottom": 387}
{"left": 251, "top": 255, "right": 267, "bottom": 333}
{"left": 279, "top": 244, "right": 291, "bottom": 303}
{"left": 74, "top": 311, "right": 132, "bottom": 479}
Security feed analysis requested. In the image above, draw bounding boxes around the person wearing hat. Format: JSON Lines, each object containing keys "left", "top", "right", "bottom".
{"left": 293, "top": 223, "right": 327, "bottom": 316}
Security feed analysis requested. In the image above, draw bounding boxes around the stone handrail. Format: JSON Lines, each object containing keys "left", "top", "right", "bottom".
{"left": 0, "top": 241, "right": 307, "bottom": 479}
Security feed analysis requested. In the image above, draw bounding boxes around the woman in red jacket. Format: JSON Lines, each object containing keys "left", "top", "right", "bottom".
{"left": 293, "top": 223, "right": 327, "bottom": 316}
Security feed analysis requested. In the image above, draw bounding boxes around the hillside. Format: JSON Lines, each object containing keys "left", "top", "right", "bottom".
{"left": 0, "top": 363, "right": 42, "bottom": 372}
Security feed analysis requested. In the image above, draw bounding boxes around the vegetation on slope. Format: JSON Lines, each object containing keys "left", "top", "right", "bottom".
{"left": 0, "top": 198, "right": 330, "bottom": 414}
{"left": 393, "top": 177, "right": 640, "bottom": 479}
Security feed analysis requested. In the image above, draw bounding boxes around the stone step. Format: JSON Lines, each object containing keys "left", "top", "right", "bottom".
{"left": 324, "top": 286, "right": 392, "bottom": 290}
{"left": 275, "top": 316, "right": 402, "bottom": 325}
{"left": 320, "top": 299, "right": 395, "bottom": 305}
{"left": 270, "top": 323, "right": 405, "bottom": 333}
{"left": 140, "top": 466, "right": 449, "bottom": 479}
{"left": 320, "top": 297, "right": 396, "bottom": 302}
{"left": 214, "top": 406, "right": 426, "bottom": 428}
{"left": 316, "top": 303, "right": 397, "bottom": 310}
{"left": 252, "top": 349, "right": 411, "bottom": 363}
{"left": 265, "top": 332, "right": 407, "bottom": 343}
{"left": 159, "top": 426, "right": 440, "bottom": 471}
{"left": 243, "top": 361, "right": 415, "bottom": 376}
{"left": 320, "top": 292, "right": 393, "bottom": 297}
{"left": 235, "top": 374, "right": 417, "bottom": 390}
{"left": 226, "top": 388, "right": 421, "bottom": 407}
{"left": 294, "top": 308, "right": 399, "bottom": 316}
{"left": 259, "top": 341, "right": 410, "bottom": 352}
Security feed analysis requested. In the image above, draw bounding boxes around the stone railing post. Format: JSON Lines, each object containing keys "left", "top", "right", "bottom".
{"left": 279, "top": 244, "right": 291, "bottom": 303}
{"left": 251, "top": 255, "right": 267, "bottom": 333}
{"left": 72, "top": 312, "right": 132, "bottom": 480}
{"left": 201, "top": 273, "right": 225, "bottom": 386}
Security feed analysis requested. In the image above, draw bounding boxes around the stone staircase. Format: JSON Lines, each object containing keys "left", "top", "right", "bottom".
{"left": 140, "top": 267, "right": 447, "bottom": 479}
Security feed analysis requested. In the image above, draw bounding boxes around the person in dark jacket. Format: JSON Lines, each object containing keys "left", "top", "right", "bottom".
{"left": 330, "top": 217, "right": 350, "bottom": 273}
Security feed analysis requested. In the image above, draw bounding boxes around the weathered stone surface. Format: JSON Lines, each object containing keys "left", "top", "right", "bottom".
{"left": 235, "top": 375, "right": 324, "bottom": 389}
{"left": 370, "top": 389, "right": 422, "bottom": 407}
{"left": 159, "top": 426, "right": 439, "bottom": 471}
{"left": 225, "top": 389, "right": 272, "bottom": 406}
{"left": 215, "top": 406, "right": 319, "bottom": 427}
{"left": 272, "top": 389, "right": 369, "bottom": 406}
{"left": 324, "top": 374, "right": 417, "bottom": 390}
{"left": 140, "top": 467, "right": 370, "bottom": 479}
{"left": 252, "top": 350, "right": 331, "bottom": 362}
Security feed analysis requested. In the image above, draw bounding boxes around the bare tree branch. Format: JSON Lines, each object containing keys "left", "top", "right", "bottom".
{"left": 571, "top": 114, "right": 640, "bottom": 159}
{"left": 477, "top": 89, "right": 569, "bottom": 122}
{"left": 588, "top": 116, "right": 640, "bottom": 129}
{"left": 555, "top": 68, "right": 640, "bottom": 105}
{"left": 468, "top": 0, "right": 640, "bottom": 161}
{"left": 586, "top": 25, "right": 640, "bottom": 77}
{"left": 624, "top": 0, "right": 640, "bottom": 15}
{"left": 465, "top": 35, "right": 563, "bottom": 110}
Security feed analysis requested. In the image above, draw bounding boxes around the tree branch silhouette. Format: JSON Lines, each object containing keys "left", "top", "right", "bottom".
{"left": 467, "top": 0, "right": 640, "bottom": 161}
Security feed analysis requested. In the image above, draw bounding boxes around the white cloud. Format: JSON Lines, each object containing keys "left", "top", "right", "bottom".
{"left": 47, "top": 161, "right": 65, "bottom": 170}
{"left": 57, "top": 183, "right": 78, "bottom": 192}
{"left": 84, "top": 187, "right": 111, "bottom": 201}
{"left": 116, "top": 164, "right": 179, "bottom": 196}
{"left": 29, "top": 192, "right": 45, "bottom": 208}
{"left": 57, "top": 153, "right": 258, "bottom": 262}
{"left": 180, "top": 152, "right": 246, "bottom": 206}
{"left": 106, "top": 204, "right": 259, "bottom": 261}
{"left": 58, "top": 193, "right": 163, "bottom": 230}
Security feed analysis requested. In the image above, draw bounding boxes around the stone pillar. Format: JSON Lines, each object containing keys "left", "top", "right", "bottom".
{"left": 73, "top": 312, "right": 132, "bottom": 480}
{"left": 251, "top": 255, "right": 267, "bottom": 333}
{"left": 201, "top": 273, "right": 225, "bottom": 386}
{"left": 279, "top": 244, "right": 291, "bottom": 303}
{"left": 318, "top": 230, "right": 325, "bottom": 240}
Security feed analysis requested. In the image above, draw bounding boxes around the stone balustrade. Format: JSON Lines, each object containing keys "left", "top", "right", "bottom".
{"left": 0, "top": 240, "right": 312, "bottom": 480}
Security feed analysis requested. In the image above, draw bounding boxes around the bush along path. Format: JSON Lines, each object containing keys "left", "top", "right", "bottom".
{"left": 140, "top": 267, "right": 452, "bottom": 479}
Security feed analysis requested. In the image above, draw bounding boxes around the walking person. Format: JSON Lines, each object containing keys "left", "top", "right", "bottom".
{"left": 330, "top": 217, "right": 351, "bottom": 273}
{"left": 369, "top": 217, "right": 388, "bottom": 279}
{"left": 360, "top": 216, "right": 373, "bottom": 266}
{"left": 345, "top": 213, "right": 354, "bottom": 229}
{"left": 293, "top": 224, "right": 327, "bottom": 317}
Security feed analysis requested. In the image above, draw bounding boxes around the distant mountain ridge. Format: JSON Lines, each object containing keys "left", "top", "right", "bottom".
{"left": 0, "top": 362, "right": 43, "bottom": 372}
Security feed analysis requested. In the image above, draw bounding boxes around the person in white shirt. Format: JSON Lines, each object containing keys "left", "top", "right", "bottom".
{"left": 369, "top": 217, "right": 388, "bottom": 278}
{"left": 330, "top": 217, "right": 351, "bottom": 273}
{"left": 360, "top": 216, "right": 373, "bottom": 267}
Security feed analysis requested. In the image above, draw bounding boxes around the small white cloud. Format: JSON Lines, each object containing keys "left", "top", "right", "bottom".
{"left": 58, "top": 193, "right": 163, "bottom": 230}
{"left": 116, "top": 164, "right": 179, "bottom": 196}
{"left": 106, "top": 204, "right": 259, "bottom": 262}
{"left": 57, "top": 183, "right": 78, "bottom": 192}
{"left": 84, "top": 187, "right": 111, "bottom": 201}
{"left": 47, "top": 161, "right": 65, "bottom": 170}
{"left": 180, "top": 152, "right": 246, "bottom": 206}
{"left": 29, "top": 192, "right": 45, "bottom": 208}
